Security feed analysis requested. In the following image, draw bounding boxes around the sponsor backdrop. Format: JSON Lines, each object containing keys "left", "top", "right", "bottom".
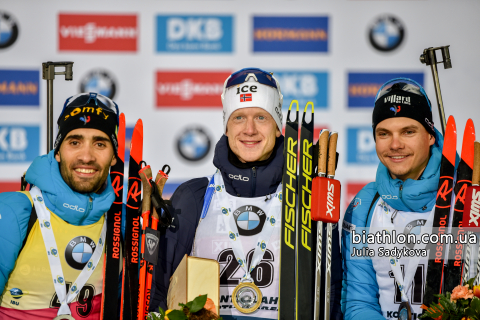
{"left": 1, "top": 0, "right": 480, "bottom": 225}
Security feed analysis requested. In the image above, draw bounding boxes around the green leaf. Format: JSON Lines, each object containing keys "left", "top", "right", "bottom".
{"left": 167, "top": 310, "right": 188, "bottom": 320}
{"left": 190, "top": 294, "right": 208, "bottom": 313}
{"left": 468, "top": 277, "right": 475, "bottom": 288}
{"left": 158, "top": 306, "right": 166, "bottom": 317}
{"left": 186, "top": 301, "right": 193, "bottom": 310}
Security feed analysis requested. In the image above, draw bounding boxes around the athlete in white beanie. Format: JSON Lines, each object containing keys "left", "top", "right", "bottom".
{"left": 221, "top": 68, "right": 283, "bottom": 133}
{"left": 221, "top": 68, "right": 283, "bottom": 163}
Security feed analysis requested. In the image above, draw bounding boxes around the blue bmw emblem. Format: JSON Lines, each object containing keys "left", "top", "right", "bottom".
{"left": 65, "top": 236, "right": 96, "bottom": 270}
{"left": 233, "top": 205, "right": 267, "bottom": 236}
{"left": 176, "top": 127, "right": 211, "bottom": 162}
{"left": 0, "top": 12, "right": 19, "bottom": 49}
{"left": 80, "top": 70, "right": 117, "bottom": 99}
{"left": 369, "top": 15, "right": 405, "bottom": 52}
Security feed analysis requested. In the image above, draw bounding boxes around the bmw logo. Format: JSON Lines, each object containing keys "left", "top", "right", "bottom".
{"left": 65, "top": 236, "right": 96, "bottom": 270}
{"left": 368, "top": 15, "right": 405, "bottom": 52}
{"left": 0, "top": 12, "right": 19, "bottom": 49}
{"left": 404, "top": 219, "right": 427, "bottom": 249}
{"left": 233, "top": 205, "right": 267, "bottom": 236}
{"left": 10, "top": 288, "right": 23, "bottom": 299}
{"left": 176, "top": 126, "right": 211, "bottom": 162}
{"left": 80, "top": 70, "right": 117, "bottom": 99}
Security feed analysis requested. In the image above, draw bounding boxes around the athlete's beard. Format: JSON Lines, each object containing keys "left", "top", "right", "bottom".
{"left": 59, "top": 158, "right": 109, "bottom": 194}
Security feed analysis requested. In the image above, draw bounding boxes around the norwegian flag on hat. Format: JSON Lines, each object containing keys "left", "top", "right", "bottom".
{"left": 240, "top": 93, "right": 252, "bottom": 102}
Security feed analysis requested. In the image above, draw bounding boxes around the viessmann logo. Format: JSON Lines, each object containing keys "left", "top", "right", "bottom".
{"left": 58, "top": 14, "right": 138, "bottom": 51}
{"left": 347, "top": 72, "right": 424, "bottom": 108}
{"left": 156, "top": 71, "right": 230, "bottom": 107}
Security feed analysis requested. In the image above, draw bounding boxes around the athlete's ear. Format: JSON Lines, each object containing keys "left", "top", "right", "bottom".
{"left": 110, "top": 155, "right": 117, "bottom": 167}
{"left": 429, "top": 133, "right": 435, "bottom": 146}
{"left": 276, "top": 126, "right": 281, "bottom": 138}
{"left": 55, "top": 152, "right": 61, "bottom": 163}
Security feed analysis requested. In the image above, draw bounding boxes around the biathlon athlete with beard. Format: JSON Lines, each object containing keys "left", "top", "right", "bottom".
{"left": 341, "top": 79, "right": 444, "bottom": 319}
{"left": 0, "top": 93, "right": 119, "bottom": 320}
{"left": 150, "top": 68, "right": 343, "bottom": 320}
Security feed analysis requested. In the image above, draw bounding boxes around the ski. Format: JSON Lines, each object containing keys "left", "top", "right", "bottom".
{"left": 122, "top": 119, "right": 143, "bottom": 320}
{"left": 424, "top": 115, "right": 457, "bottom": 307}
{"left": 101, "top": 113, "right": 126, "bottom": 320}
{"left": 445, "top": 119, "right": 475, "bottom": 292}
{"left": 296, "top": 102, "right": 315, "bottom": 320}
{"left": 279, "top": 100, "right": 298, "bottom": 320}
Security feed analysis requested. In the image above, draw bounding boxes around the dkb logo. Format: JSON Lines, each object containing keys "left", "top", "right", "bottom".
{"left": 347, "top": 127, "right": 379, "bottom": 164}
{"left": 156, "top": 15, "right": 233, "bottom": 52}
{"left": 0, "top": 126, "right": 39, "bottom": 163}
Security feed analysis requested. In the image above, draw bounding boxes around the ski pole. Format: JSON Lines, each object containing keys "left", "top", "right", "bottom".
{"left": 461, "top": 141, "right": 480, "bottom": 285}
{"left": 138, "top": 164, "right": 153, "bottom": 320}
{"left": 419, "top": 46, "right": 452, "bottom": 135}
{"left": 41, "top": 61, "right": 74, "bottom": 153}
{"left": 144, "top": 167, "right": 170, "bottom": 316}
{"left": 312, "top": 129, "right": 329, "bottom": 320}
{"left": 324, "top": 131, "right": 338, "bottom": 320}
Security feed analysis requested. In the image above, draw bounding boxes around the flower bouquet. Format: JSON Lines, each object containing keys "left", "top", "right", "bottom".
{"left": 420, "top": 278, "right": 480, "bottom": 320}
{"left": 148, "top": 294, "right": 223, "bottom": 320}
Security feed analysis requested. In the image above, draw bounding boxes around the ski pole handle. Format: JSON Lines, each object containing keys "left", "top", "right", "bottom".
{"left": 472, "top": 141, "right": 480, "bottom": 186}
{"left": 139, "top": 165, "right": 153, "bottom": 213}
{"left": 327, "top": 132, "right": 338, "bottom": 179}
{"left": 318, "top": 129, "right": 329, "bottom": 177}
{"left": 152, "top": 165, "right": 172, "bottom": 227}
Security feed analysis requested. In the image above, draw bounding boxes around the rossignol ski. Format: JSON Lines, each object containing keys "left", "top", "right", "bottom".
{"left": 445, "top": 119, "right": 475, "bottom": 293}
{"left": 296, "top": 102, "right": 315, "bottom": 320}
{"left": 424, "top": 115, "right": 457, "bottom": 307}
{"left": 122, "top": 119, "right": 143, "bottom": 320}
{"left": 101, "top": 113, "right": 126, "bottom": 320}
{"left": 279, "top": 101, "right": 298, "bottom": 320}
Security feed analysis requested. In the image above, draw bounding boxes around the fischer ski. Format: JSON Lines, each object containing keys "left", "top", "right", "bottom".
{"left": 122, "top": 119, "right": 143, "bottom": 320}
{"left": 279, "top": 100, "right": 298, "bottom": 320}
{"left": 296, "top": 102, "right": 315, "bottom": 320}
{"left": 445, "top": 119, "right": 475, "bottom": 293}
{"left": 101, "top": 113, "right": 126, "bottom": 320}
{"left": 424, "top": 115, "right": 457, "bottom": 307}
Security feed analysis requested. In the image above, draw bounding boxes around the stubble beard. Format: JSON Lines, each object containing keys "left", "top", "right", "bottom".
{"left": 59, "top": 158, "right": 109, "bottom": 194}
